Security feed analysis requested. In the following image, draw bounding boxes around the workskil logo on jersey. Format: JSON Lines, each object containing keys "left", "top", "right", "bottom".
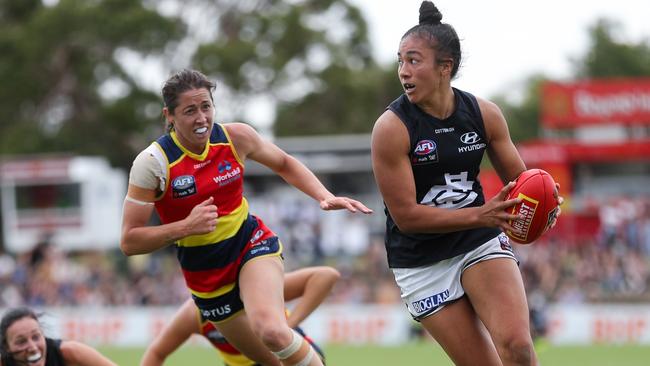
{"left": 213, "top": 159, "right": 242, "bottom": 187}
{"left": 172, "top": 175, "right": 197, "bottom": 198}
{"left": 412, "top": 139, "right": 439, "bottom": 164}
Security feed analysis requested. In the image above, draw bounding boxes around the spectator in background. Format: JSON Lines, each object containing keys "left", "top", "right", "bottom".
{"left": 0, "top": 307, "right": 117, "bottom": 366}
{"left": 527, "top": 290, "right": 549, "bottom": 341}
{"left": 1, "top": 197, "right": 648, "bottom": 309}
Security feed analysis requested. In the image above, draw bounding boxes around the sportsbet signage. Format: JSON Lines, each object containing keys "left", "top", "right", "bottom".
{"left": 542, "top": 78, "right": 650, "bottom": 127}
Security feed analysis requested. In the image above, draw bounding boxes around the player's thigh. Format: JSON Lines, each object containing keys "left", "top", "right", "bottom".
{"left": 420, "top": 296, "right": 502, "bottom": 366}
{"left": 462, "top": 257, "right": 532, "bottom": 343}
{"left": 239, "top": 256, "right": 285, "bottom": 319}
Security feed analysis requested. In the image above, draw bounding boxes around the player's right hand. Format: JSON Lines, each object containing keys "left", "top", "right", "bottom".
{"left": 478, "top": 181, "right": 523, "bottom": 234}
{"left": 184, "top": 196, "right": 218, "bottom": 235}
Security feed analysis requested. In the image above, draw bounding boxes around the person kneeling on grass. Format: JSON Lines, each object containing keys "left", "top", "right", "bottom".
{"left": 141, "top": 266, "right": 339, "bottom": 366}
{"left": 0, "top": 307, "right": 117, "bottom": 366}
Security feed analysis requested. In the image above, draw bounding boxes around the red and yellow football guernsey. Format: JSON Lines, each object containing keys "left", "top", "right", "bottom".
{"left": 152, "top": 123, "right": 247, "bottom": 237}
{"left": 197, "top": 309, "right": 325, "bottom": 366}
{"left": 148, "top": 123, "right": 282, "bottom": 322}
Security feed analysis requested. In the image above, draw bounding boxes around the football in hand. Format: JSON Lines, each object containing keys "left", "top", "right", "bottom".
{"left": 505, "top": 169, "right": 559, "bottom": 244}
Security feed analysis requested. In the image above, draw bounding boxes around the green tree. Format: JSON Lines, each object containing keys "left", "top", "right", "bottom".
{"left": 275, "top": 64, "right": 399, "bottom": 136}
{"left": 0, "top": 0, "right": 404, "bottom": 162}
{"left": 0, "top": 0, "right": 183, "bottom": 169}
{"left": 573, "top": 19, "right": 650, "bottom": 78}
{"left": 493, "top": 74, "right": 548, "bottom": 143}
{"left": 189, "top": 0, "right": 400, "bottom": 136}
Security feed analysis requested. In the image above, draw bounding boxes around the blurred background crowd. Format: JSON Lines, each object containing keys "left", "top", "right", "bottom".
{"left": 1, "top": 195, "right": 649, "bottom": 309}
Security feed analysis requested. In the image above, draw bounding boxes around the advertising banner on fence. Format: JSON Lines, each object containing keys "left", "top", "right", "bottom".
{"left": 542, "top": 79, "right": 650, "bottom": 128}
{"left": 8, "top": 304, "right": 650, "bottom": 347}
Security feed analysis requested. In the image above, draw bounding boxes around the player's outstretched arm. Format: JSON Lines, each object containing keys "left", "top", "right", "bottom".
{"left": 226, "top": 123, "right": 372, "bottom": 214}
{"left": 141, "top": 299, "right": 199, "bottom": 366}
{"left": 283, "top": 266, "right": 341, "bottom": 328}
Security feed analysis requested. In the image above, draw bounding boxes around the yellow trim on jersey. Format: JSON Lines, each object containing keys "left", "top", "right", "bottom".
{"left": 177, "top": 198, "right": 249, "bottom": 247}
{"left": 191, "top": 282, "right": 236, "bottom": 299}
{"left": 170, "top": 127, "right": 236, "bottom": 162}
{"left": 219, "top": 350, "right": 255, "bottom": 366}
{"left": 219, "top": 123, "right": 245, "bottom": 168}
{"left": 170, "top": 130, "right": 211, "bottom": 161}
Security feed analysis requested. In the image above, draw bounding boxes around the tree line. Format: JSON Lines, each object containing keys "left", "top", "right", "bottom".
{"left": 1, "top": 1, "right": 649, "bottom": 172}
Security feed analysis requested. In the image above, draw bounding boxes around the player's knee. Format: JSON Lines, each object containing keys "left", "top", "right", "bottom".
{"left": 255, "top": 322, "right": 292, "bottom": 350}
{"left": 247, "top": 309, "right": 284, "bottom": 341}
{"left": 496, "top": 333, "right": 535, "bottom": 364}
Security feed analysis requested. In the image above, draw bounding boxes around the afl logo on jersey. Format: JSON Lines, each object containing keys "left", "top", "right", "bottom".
{"left": 412, "top": 140, "right": 439, "bottom": 164}
{"left": 172, "top": 175, "right": 197, "bottom": 198}
{"left": 414, "top": 140, "right": 437, "bottom": 155}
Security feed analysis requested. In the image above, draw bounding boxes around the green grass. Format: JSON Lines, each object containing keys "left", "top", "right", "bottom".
{"left": 100, "top": 342, "right": 650, "bottom": 366}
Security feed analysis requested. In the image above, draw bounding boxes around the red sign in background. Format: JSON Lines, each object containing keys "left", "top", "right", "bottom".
{"left": 542, "top": 79, "right": 650, "bottom": 127}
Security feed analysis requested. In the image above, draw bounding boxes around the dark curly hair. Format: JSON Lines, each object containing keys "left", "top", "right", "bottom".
{"left": 402, "top": 1, "right": 462, "bottom": 78}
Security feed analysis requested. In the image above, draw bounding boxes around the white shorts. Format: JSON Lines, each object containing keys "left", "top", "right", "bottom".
{"left": 392, "top": 233, "right": 517, "bottom": 321}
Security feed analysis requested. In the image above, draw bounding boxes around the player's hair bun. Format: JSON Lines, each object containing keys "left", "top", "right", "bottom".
{"left": 419, "top": 1, "right": 442, "bottom": 25}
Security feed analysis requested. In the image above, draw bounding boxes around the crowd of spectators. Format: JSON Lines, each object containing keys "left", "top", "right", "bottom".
{"left": 0, "top": 242, "right": 188, "bottom": 307}
{"left": 1, "top": 195, "right": 649, "bottom": 309}
{"left": 521, "top": 195, "right": 650, "bottom": 305}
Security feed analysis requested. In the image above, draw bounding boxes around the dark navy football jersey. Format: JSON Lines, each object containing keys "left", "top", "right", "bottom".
{"left": 383, "top": 88, "right": 501, "bottom": 268}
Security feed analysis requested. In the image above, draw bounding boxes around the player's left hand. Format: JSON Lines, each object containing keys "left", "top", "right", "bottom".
{"left": 549, "top": 182, "right": 563, "bottom": 229}
{"left": 320, "top": 196, "right": 373, "bottom": 214}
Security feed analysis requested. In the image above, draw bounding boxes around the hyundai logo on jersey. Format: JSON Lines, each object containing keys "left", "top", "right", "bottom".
{"left": 172, "top": 175, "right": 197, "bottom": 198}
{"left": 460, "top": 132, "right": 480, "bottom": 144}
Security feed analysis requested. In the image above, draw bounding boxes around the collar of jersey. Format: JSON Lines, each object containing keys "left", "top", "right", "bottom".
{"left": 170, "top": 130, "right": 210, "bottom": 161}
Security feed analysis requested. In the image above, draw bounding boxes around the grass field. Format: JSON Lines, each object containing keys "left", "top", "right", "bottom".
{"left": 100, "top": 342, "right": 650, "bottom": 365}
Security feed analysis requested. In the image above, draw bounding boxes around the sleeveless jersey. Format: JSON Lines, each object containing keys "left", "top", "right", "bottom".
{"left": 148, "top": 123, "right": 249, "bottom": 298}
{"left": 44, "top": 338, "right": 65, "bottom": 366}
{"left": 384, "top": 89, "right": 501, "bottom": 268}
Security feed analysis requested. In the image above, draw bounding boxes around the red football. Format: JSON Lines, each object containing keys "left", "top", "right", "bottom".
{"left": 504, "top": 169, "right": 559, "bottom": 244}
